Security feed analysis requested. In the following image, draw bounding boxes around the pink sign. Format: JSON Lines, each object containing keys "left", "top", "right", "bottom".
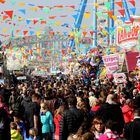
{"left": 103, "top": 54, "right": 119, "bottom": 74}
{"left": 113, "top": 73, "right": 126, "bottom": 84}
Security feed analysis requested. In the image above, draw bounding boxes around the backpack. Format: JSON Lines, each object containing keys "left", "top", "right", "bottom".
{"left": 0, "top": 107, "right": 8, "bottom": 130}
{"left": 12, "top": 96, "right": 23, "bottom": 115}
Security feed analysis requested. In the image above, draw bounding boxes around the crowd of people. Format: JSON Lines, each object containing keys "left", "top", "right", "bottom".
{"left": 0, "top": 73, "right": 140, "bottom": 140}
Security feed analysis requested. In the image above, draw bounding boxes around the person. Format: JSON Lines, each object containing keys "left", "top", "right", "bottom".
{"left": 54, "top": 100, "right": 65, "bottom": 140}
{"left": 90, "top": 98, "right": 101, "bottom": 114}
{"left": 13, "top": 113, "right": 26, "bottom": 139}
{"left": 59, "top": 96, "right": 84, "bottom": 140}
{"left": 88, "top": 91, "right": 97, "bottom": 108}
{"left": 132, "top": 88, "right": 139, "bottom": 99}
{"left": 21, "top": 94, "right": 41, "bottom": 138}
{"left": 28, "top": 128, "right": 39, "bottom": 140}
{"left": 10, "top": 122, "right": 23, "bottom": 140}
{"left": 124, "top": 108, "right": 140, "bottom": 140}
{"left": 82, "top": 132, "right": 95, "bottom": 140}
{"left": 90, "top": 117, "right": 104, "bottom": 140}
{"left": 121, "top": 99, "right": 134, "bottom": 124}
{"left": 0, "top": 95, "right": 10, "bottom": 140}
{"left": 95, "top": 94, "right": 124, "bottom": 135}
{"left": 67, "top": 122, "right": 94, "bottom": 140}
{"left": 99, "top": 120, "right": 119, "bottom": 140}
{"left": 40, "top": 102, "right": 54, "bottom": 140}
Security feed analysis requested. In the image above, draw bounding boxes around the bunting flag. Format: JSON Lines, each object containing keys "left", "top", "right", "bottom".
{"left": 4, "top": 10, "right": 13, "bottom": 19}
{"left": 66, "top": 5, "right": 75, "bottom": 9}
{"left": 90, "top": 31, "right": 94, "bottom": 36}
{"left": 107, "top": 11, "right": 113, "bottom": 18}
{"left": 33, "top": 20, "right": 38, "bottom": 24}
{"left": 96, "top": 12, "right": 103, "bottom": 18}
{"left": 16, "top": 30, "right": 20, "bottom": 33}
{"left": 18, "top": 17, "right": 23, "bottom": 21}
{"left": 18, "top": 2, "right": 26, "bottom": 7}
{"left": 93, "top": 3, "right": 99, "bottom": 8}
{"left": 130, "top": 7, "right": 136, "bottom": 15}
{"left": 112, "top": 16, "right": 117, "bottom": 21}
{"left": 115, "top": 1, "right": 123, "bottom": 8}
{"left": 40, "top": 20, "right": 46, "bottom": 24}
{"left": 23, "top": 31, "right": 28, "bottom": 35}
{"left": 129, "top": 0, "right": 136, "bottom": 7}
{"left": 29, "top": 31, "right": 34, "bottom": 36}
{"left": 3, "top": 28, "right": 8, "bottom": 32}
{"left": 104, "top": 2, "right": 111, "bottom": 10}
{"left": 28, "top": 3, "right": 35, "bottom": 6}
{"left": 26, "top": 19, "right": 31, "bottom": 24}
{"left": 82, "top": 31, "right": 87, "bottom": 37}
{"left": 60, "top": 15, "right": 67, "bottom": 18}
{"left": 72, "top": 15, "right": 77, "bottom": 20}
{"left": 38, "top": 6, "right": 44, "bottom": 9}
{"left": 3, "top": 15, "right": 8, "bottom": 20}
{"left": 121, "top": 17, "right": 126, "bottom": 22}
{"left": 19, "top": 9, "right": 26, "bottom": 14}
{"left": 130, "top": 17, "right": 134, "bottom": 23}
{"left": 11, "top": 0, "right": 16, "bottom": 5}
{"left": 54, "top": 5, "right": 63, "bottom": 8}
{"left": 0, "top": 0, "right": 6, "bottom": 4}
{"left": 48, "top": 16, "right": 56, "bottom": 19}
{"left": 84, "top": 12, "right": 90, "bottom": 18}
{"left": 118, "top": 9, "right": 125, "bottom": 16}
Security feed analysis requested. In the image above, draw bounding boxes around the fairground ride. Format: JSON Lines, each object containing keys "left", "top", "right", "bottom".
{"left": 69, "top": 0, "right": 131, "bottom": 49}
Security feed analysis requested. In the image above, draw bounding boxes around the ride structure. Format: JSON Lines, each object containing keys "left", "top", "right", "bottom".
{"left": 69, "top": 0, "right": 131, "bottom": 49}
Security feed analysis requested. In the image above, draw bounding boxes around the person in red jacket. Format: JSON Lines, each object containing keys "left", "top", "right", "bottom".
{"left": 54, "top": 105, "right": 65, "bottom": 140}
{"left": 121, "top": 99, "right": 134, "bottom": 124}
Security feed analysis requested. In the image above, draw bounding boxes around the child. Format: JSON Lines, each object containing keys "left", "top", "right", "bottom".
{"left": 10, "top": 122, "right": 23, "bottom": 140}
{"left": 99, "top": 120, "right": 119, "bottom": 140}
{"left": 13, "top": 113, "right": 26, "bottom": 139}
{"left": 28, "top": 128, "right": 39, "bottom": 140}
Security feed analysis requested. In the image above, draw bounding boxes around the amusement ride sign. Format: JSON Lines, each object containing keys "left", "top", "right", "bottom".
{"left": 117, "top": 24, "right": 140, "bottom": 48}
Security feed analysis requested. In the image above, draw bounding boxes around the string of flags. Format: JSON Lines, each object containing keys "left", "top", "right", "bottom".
{"left": 0, "top": 0, "right": 139, "bottom": 45}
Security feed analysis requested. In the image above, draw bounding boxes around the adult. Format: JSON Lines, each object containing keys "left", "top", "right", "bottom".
{"left": 0, "top": 95, "right": 10, "bottom": 140}
{"left": 121, "top": 99, "right": 134, "bottom": 124}
{"left": 132, "top": 88, "right": 139, "bottom": 99}
{"left": 124, "top": 108, "right": 140, "bottom": 140}
{"left": 95, "top": 94, "right": 124, "bottom": 135}
{"left": 21, "top": 94, "right": 41, "bottom": 138}
{"left": 59, "top": 96, "right": 84, "bottom": 140}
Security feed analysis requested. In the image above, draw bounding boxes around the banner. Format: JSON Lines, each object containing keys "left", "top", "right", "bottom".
{"left": 103, "top": 53, "right": 119, "bottom": 74}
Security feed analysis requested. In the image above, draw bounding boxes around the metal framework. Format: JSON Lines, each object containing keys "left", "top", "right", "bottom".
{"left": 69, "top": 0, "right": 131, "bottom": 48}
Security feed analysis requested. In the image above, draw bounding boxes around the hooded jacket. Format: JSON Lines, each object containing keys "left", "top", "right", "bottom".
{"left": 122, "top": 105, "right": 134, "bottom": 123}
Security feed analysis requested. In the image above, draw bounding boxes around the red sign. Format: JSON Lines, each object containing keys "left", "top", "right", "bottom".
{"left": 117, "top": 25, "right": 139, "bottom": 44}
{"left": 125, "top": 51, "right": 139, "bottom": 72}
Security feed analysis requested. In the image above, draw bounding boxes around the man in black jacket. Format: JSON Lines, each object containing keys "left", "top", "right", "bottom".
{"left": 95, "top": 94, "right": 124, "bottom": 135}
{"left": 59, "top": 96, "right": 84, "bottom": 140}
{"left": 124, "top": 108, "right": 140, "bottom": 140}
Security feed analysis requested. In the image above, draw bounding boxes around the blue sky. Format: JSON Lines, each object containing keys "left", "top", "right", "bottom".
{"left": 0, "top": 0, "right": 140, "bottom": 41}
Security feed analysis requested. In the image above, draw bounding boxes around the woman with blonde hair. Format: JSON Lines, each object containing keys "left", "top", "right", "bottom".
{"left": 40, "top": 102, "right": 54, "bottom": 140}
